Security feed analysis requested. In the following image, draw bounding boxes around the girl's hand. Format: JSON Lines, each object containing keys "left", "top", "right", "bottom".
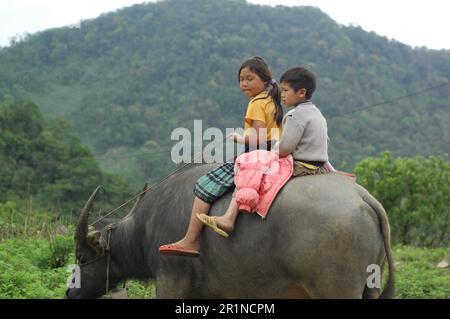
{"left": 228, "top": 132, "right": 244, "bottom": 144}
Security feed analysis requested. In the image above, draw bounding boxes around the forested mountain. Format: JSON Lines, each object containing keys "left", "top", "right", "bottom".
{"left": 0, "top": 0, "right": 449, "bottom": 184}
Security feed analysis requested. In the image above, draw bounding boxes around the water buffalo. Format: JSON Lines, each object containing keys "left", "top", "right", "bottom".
{"left": 66, "top": 163, "right": 394, "bottom": 299}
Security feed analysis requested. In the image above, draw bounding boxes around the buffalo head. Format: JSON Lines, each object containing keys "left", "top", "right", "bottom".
{"left": 66, "top": 187, "right": 119, "bottom": 299}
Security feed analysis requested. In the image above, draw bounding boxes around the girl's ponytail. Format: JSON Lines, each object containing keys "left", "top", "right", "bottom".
{"left": 269, "top": 79, "right": 283, "bottom": 126}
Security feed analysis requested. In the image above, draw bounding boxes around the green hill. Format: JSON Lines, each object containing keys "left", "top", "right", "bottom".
{"left": 1, "top": 0, "right": 449, "bottom": 184}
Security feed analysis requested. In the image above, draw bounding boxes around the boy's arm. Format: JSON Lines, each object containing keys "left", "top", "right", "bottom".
{"left": 276, "top": 114, "right": 305, "bottom": 157}
{"left": 324, "top": 135, "right": 336, "bottom": 172}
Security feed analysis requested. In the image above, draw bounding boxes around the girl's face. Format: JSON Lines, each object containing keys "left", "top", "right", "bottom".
{"left": 281, "top": 82, "right": 307, "bottom": 107}
{"left": 239, "top": 67, "right": 267, "bottom": 98}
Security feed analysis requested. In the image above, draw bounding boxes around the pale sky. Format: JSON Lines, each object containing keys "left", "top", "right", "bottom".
{"left": 0, "top": 0, "right": 449, "bottom": 50}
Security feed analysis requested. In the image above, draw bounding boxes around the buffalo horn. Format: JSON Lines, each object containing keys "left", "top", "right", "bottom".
{"left": 75, "top": 186, "right": 101, "bottom": 244}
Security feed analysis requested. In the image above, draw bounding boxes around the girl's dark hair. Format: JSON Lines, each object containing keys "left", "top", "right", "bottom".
{"left": 280, "top": 67, "right": 316, "bottom": 100}
{"left": 238, "top": 56, "right": 283, "bottom": 126}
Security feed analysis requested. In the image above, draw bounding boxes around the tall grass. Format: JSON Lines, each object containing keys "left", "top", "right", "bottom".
{"left": 0, "top": 200, "right": 73, "bottom": 242}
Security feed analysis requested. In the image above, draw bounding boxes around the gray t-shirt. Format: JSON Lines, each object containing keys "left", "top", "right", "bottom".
{"left": 276, "top": 101, "right": 329, "bottom": 162}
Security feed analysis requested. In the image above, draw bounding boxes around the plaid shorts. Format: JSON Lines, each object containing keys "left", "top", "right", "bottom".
{"left": 194, "top": 163, "right": 235, "bottom": 204}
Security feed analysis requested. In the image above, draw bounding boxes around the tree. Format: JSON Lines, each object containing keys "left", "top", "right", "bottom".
{"left": 0, "top": 101, "right": 129, "bottom": 214}
{"left": 355, "top": 152, "right": 450, "bottom": 247}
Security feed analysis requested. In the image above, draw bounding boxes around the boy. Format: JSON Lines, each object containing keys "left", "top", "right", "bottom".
{"left": 276, "top": 66, "right": 330, "bottom": 176}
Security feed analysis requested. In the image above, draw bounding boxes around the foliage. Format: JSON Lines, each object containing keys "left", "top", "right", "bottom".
{"left": 127, "top": 280, "right": 156, "bottom": 299}
{"left": 393, "top": 245, "right": 449, "bottom": 299}
{"left": 0, "top": 200, "right": 75, "bottom": 270}
{"left": 0, "top": 201, "right": 69, "bottom": 241}
{"left": 47, "top": 234, "right": 74, "bottom": 269}
{"left": 0, "top": 0, "right": 449, "bottom": 183}
{"left": 0, "top": 204, "right": 157, "bottom": 299}
{"left": 0, "top": 238, "right": 73, "bottom": 298}
{"left": 0, "top": 101, "right": 129, "bottom": 214}
{"left": 355, "top": 152, "right": 450, "bottom": 247}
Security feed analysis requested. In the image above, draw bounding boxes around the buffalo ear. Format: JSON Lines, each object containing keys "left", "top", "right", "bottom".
{"left": 87, "top": 227, "right": 106, "bottom": 255}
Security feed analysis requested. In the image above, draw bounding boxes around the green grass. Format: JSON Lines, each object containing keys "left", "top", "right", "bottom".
{"left": 393, "top": 245, "right": 449, "bottom": 299}
{"left": 0, "top": 238, "right": 71, "bottom": 298}
{"left": 127, "top": 280, "right": 156, "bottom": 299}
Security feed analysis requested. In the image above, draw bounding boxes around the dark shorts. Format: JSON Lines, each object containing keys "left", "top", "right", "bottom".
{"left": 194, "top": 163, "right": 235, "bottom": 204}
{"left": 293, "top": 160, "right": 328, "bottom": 177}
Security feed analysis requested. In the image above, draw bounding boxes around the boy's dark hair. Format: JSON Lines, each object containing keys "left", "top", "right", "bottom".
{"left": 280, "top": 67, "right": 316, "bottom": 100}
{"left": 238, "top": 56, "right": 283, "bottom": 126}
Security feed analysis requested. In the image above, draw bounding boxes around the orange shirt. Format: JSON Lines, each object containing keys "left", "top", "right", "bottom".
{"left": 244, "top": 92, "right": 282, "bottom": 141}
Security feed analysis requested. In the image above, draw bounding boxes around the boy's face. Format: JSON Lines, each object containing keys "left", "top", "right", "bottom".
{"left": 280, "top": 82, "right": 307, "bottom": 107}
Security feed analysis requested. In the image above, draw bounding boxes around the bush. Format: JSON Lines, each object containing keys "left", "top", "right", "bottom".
{"left": 355, "top": 152, "right": 450, "bottom": 247}
{"left": 49, "top": 234, "right": 74, "bottom": 268}
{"left": 0, "top": 238, "right": 73, "bottom": 298}
{"left": 38, "top": 234, "right": 74, "bottom": 269}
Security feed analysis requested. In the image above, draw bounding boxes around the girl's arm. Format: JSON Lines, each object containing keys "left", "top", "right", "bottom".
{"left": 231, "top": 120, "right": 266, "bottom": 145}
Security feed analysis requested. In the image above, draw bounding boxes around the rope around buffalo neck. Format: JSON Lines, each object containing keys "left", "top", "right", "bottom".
{"left": 105, "top": 225, "right": 113, "bottom": 294}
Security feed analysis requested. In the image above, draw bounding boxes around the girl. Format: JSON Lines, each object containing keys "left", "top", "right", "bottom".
{"left": 159, "top": 56, "right": 283, "bottom": 257}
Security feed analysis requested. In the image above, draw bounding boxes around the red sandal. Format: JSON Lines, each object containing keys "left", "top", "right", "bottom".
{"left": 159, "top": 243, "right": 200, "bottom": 257}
